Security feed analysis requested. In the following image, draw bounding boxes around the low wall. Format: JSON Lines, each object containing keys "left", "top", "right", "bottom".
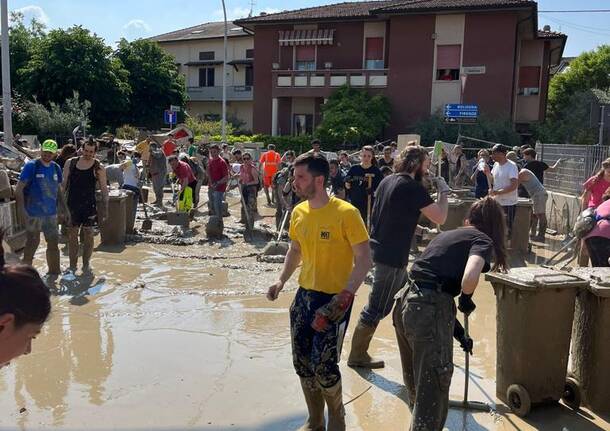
{"left": 546, "top": 191, "right": 581, "bottom": 235}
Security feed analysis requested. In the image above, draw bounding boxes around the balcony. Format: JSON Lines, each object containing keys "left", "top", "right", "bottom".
{"left": 187, "top": 85, "right": 253, "bottom": 102}
{"left": 271, "top": 69, "right": 388, "bottom": 97}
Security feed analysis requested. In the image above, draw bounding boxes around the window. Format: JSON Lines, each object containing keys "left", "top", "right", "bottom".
{"left": 199, "top": 51, "right": 215, "bottom": 61}
{"left": 518, "top": 66, "right": 541, "bottom": 96}
{"left": 293, "top": 114, "right": 313, "bottom": 136}
{"left": 245, "top": 66, "right": 254, "bottom": 86}
{"left": 199, "top": 67, "right": 215, "bottom": 87}
{"left": 246, "top": 49, "right": 254, "bottom": 59}
{"left": 295, "top": 46, "right": 316, "bottom": 71}
{"left": 365, "top": 37, "right": 384, "bottom": 70}
{"left": 436, "top": 44, "right": 461, "bottom": 81}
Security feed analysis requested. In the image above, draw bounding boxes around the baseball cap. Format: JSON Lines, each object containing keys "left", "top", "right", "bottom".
{"left": 41, "top": 139, "right": 58, "bottom": 154}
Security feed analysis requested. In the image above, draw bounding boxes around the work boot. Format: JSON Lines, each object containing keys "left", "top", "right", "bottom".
{"left": 22, "top": 232, "right": 40, "bottom": 266}
{"left": 347, "top": 322, "right": 385, "bottom": 369}
{"left": 46, "top": 238, "right": 61, "bottom": 275}
{"left": 321, "top": 381, "right": 346, "bottom": 431}
{"left": 299, "top": 377, "right": 325, "bottom": 431}
{"left": 82, "top": 228, "right": 94, "bottom": 271}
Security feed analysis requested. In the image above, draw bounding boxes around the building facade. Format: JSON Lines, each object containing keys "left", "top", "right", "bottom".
{"left": 236, "top": 0, "right": 566, "bottom": 139}
{"left": 151, "top": 22, "right": 255, "bottom": 132}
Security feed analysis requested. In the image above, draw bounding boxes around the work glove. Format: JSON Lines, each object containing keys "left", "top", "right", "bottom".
{"left": 431, "top": 176, "right": 451, "bottom": 194}
{"left": 458, "top": 292, "right": 476, "bottom": 316}
{"left": 453, "top": 319, "right": 473, "bottom": 355}
{"left": 311, "top": 289, "right": 355, "bottom": 332}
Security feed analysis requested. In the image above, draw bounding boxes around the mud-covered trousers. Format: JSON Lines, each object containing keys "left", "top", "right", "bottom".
{"left": 359, "top": 262, "right": 408, "bottom": 327}
{"left": 290, "top": 287, "right": 352, "bottom": 388}
{"left": 393, "top": 283, "right": 456, "bottom": 431}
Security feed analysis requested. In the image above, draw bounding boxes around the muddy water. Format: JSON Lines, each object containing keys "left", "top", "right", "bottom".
{"left": 1, "top": 201, "right": 609, "bottom": 430}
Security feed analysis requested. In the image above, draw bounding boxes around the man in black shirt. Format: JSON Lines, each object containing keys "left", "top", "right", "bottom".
{"left": 348, "top": 146, "right": 450, "bottom": 369}
{"left": 329, "top": 159, "right": 346, "bottom": 200}
{"left": 522, "top": 148, "right": 561, "bottom": 184}
{"left": 345, "top": 146, "right": 383, "bottom": 228}
{"left": 377, "top": 146, "right": 394, "bottom": 170}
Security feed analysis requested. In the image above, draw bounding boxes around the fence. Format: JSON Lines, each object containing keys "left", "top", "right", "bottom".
{"left": 536, "top": 143, "right": 610, "bottom": 196}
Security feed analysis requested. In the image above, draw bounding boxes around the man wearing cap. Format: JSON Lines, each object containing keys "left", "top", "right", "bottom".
{"left": 15, "top": 139, "right": 68, "bottom": 275}
{"left": 486, "top": 144, "right": 519, "bottom": 236}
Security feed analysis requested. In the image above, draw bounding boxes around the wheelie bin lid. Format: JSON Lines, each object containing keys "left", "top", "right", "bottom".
{"left": 485, "top": 267, "right": 588, "bottom": 291}
{"left": 572, "top": 268, "right": 610, "bottom": 298}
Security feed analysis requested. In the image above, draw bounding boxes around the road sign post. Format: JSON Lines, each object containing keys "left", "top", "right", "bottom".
{"left": 164, "top": 110, "right": 176, "bottom": 127}
{"left": 444, "top": 103, "right": 479, "bottom": 125}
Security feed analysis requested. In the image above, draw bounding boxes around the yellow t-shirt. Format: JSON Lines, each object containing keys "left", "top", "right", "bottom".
{"left": 289, "top": 196, "right": 369, "bottom": 294}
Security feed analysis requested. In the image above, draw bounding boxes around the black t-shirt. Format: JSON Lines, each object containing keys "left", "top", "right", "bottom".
{"left": 346, "top": 165, "right": 382, "bottom": 207}
{"left": 410, "top": 228, "right": 493, "bottom": 297}
{"left": 378, "top": 157, "right": 394, "bottom": 169}
{"left": 370, "top": 174, "right": 434, "bottom": 267}
{"left": 330, "top": 171, "right": 345, "bottom": 195}
{"left": 523, "top": 160, "right": 549, "bottom": 184}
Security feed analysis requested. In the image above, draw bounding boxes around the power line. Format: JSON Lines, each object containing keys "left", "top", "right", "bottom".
{"left": 540, "top": 14, "right": 610, "bottom": 34}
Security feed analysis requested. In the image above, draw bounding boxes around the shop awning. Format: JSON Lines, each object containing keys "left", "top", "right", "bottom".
{"left": 278, "top": 29, "right": 335, "bottom": 46}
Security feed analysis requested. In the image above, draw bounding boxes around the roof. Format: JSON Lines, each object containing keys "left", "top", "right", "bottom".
{"left": 236, "top": 0, "right": 536, "bottom": 25}
{"left": 537, "top": 29, "right": 567, "bottom": 39}
{"left": 149, "top": 21, "right": 250, "bottom": 43}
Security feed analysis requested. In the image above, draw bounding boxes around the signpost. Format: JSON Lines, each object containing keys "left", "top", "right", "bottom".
{"left": 444, "top": 103, "right": 479, "bottom": 125}
{"left": 164, "top": 110, "right": 177, "bottom": 126}
{"left": 170, "top": 105, "right": 181, "bottom": 113}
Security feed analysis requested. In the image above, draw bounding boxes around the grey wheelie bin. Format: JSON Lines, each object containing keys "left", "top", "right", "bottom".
{"left": 100, "top": 192, "right": 127, "bottom": 245}
{"left": 485, "top": 267, "right": 588, "bottom": 417}
{"left": 568, "top": 267, "right": 610, "bottom": 414}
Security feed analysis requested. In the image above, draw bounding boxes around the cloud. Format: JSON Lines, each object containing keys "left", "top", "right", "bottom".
{"left": 213, "top": 6, "right": 281, "bottom": 21}
{"left": 13, "top": 5, "right": 49, "bottom": 25}
{"left": 124, "top": 19, "right": 151, "bottom": 33}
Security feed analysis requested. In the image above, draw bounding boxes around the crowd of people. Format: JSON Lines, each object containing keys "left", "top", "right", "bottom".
{"left": 5, "top": 132, "right": 610, "bottom": 431}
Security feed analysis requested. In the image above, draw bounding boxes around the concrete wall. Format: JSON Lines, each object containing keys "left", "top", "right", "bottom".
{"left": 546, "top": 191, "right": 581, "bottom": 235}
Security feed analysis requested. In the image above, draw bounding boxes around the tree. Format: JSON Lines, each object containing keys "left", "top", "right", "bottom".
{"left": 19, "top": 26, "right": 130, "bottom": 130}
{"left": 114, "top": 38, "right": 186, "bottom": 128}
{"left": 547, "top": 45, "right": 610, "bottom": 124}
{"left": 26, "top": 92, "right": 91, "bottom": 137}
{"left": 316, "top": 86, "right": 391, "bottom": 146}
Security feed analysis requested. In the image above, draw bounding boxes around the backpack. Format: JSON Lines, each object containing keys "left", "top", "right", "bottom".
{"left": 573, "top": 207, "right": 610, "bottom": 239}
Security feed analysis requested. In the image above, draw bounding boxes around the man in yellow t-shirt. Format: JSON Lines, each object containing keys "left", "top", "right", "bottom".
{"left": 267, "top": 153, "right": 371, "bottom": 431}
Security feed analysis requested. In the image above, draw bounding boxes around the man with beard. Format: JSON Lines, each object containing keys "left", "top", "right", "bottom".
{"left": 348, "top": 146, "right": 450, "bottom": 369}
{"left": 266, "top": 153, "right": 371, "bottom": 431}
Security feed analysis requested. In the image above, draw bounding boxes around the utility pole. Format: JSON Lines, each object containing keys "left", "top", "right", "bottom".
{"left": 221, "top": 0, "right": 227, "bottom": 144}
{"left": 1, "top": 0, "right": 13, "bottom": 147}
{"left": 598, "top": 105, "right": 606, "bottom": 146}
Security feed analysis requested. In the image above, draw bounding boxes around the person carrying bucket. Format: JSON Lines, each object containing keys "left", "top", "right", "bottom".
{"left": 393, "top": 197, "right": 508, "bottom": 430}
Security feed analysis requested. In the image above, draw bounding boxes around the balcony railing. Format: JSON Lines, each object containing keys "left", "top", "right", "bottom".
{"left": 187, "top": 85, "right": 253, "bottom": 101}
{"left": 272, "top": 69, "right": 388, "bottom": 89}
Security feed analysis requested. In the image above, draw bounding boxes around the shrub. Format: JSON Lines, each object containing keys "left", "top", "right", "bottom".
{"left": 115, "top": 124, "right": 139, "bottom": 140}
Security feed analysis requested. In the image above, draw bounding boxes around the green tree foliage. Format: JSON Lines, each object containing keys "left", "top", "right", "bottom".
{"left": 19, "top": 26, "right": 130, "bottom": 129}
{"left": 185, "top": 117, "right": 235, "bottom": 137}
{"left": 114, "top": 38, "right": 186, "bottom": 128}
{"left": 414, "top": 114, "right": 521, "bottom": 148}
{"left": 316, "top": 86, "right": 391, "bottom": 146}
{"left": 26, "top": 92, "right": 91, "bottom": 136}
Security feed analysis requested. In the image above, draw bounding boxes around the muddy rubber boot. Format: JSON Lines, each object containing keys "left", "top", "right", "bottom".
{"left": 347, "top": 322, "right": 385, "bottom": 369}
{"left": 46, "top": 238, "right": 61, "bottom": 275}
{"left": 299, "top": 377, "right": 325, "bottom": 431}
{"left": 321, "top": 381, "right": 345, "bottom": 431}
{"left": 22, "top": 231, "right": 40, "bottom": 266}
{"left": 67, "top": 227, "right": 79, "bottom": 271}
{"left": 81, "top": 228, "right": 94, "bottom": 273}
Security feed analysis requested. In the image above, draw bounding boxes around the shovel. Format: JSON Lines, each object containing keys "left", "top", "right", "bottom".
{"left": 261, "top": 208, "right": 290, "bottom": 256}
{"left": 449, "top": 314, "right": 490, "bottom": 412}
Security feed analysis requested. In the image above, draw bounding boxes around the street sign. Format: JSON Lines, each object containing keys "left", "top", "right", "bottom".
{"left": 444, "top": 117, "right": 477, "bottom": 125}
{"left": 164, "top": 110, "right": 176, "bottom": 125}
{"left": 445, "top": 109, "right": 478, "bottom": 118}
{"left": 462, "top": 66, "right": 486, "bottom": 75}
{"left": 444, "top": 103, "right": 479, "bottom": 121}
{"left": 170, "top": 105, "right": 181, "bottom": 112}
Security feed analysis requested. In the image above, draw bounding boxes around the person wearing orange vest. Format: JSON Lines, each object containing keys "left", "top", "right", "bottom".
{"left": 259, "top": 144, "right": 281, "bottom": 206}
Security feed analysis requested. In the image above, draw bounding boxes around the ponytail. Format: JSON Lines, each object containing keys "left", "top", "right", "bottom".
{"left": 466, "top": 197, "right": 508, "bottom": 272}
{"left": 0, "top": 231, "right": 51, "bottom": 327}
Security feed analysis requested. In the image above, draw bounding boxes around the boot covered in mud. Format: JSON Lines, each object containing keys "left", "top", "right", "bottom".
{"left": 347, "top": 322, "right": 385, "bottom": 369}
{"left": 321, "top": 381, "right": 345, "bottom": 431}
{"left": 46, "top": 237, "right": 61, "bottom": 275}
{"left": 299, "top": 377, "right": 325, "bottom": 431}
{"left": 206, "top": 215, "right": 224, "bottom": 238}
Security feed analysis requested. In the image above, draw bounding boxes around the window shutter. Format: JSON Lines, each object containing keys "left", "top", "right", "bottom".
{"left": 365, "top": 37, "right": 384, "bottom": 61}
{"left": 436, "top": 45, "right": 461, "bottom": 69}
{"left": 296, "top": 46, "right": 315, "bottom": 61}
{"left": 519, "top": 66, "right": 541, "bottom": 88}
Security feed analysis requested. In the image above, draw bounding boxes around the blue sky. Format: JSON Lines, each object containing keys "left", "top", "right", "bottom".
{"left": 8, "top": 0, "right": 610, "bottom": 56}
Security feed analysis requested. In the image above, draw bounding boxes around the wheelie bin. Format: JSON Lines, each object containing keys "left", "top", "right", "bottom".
{"left": 568, "top": 267, "right": 610, "bottom": 414}
{"left": 485, "top": 267, "right": 588, "bottom": 417}
{"left": 100, "top": 192, "right": 127, "bottom": 245}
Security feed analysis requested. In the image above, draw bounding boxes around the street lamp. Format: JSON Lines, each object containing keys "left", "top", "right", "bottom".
{"left": 221, "top": 0, "right": 227, "bottom": 143}
{"left": 1, "top": 0, "right": 13, "bottom": 147}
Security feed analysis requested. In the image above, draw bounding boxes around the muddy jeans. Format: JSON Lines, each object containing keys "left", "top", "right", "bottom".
{"left": 393, "top": 283, "right": 456, "bottom": 431}
{"left": 23, "top": 215, "right": 60, "bottom": 272}
{"left": 290, "top": 287, "right": 352, "bottom": 388}
{"left": 359, "top": 262, "right": 408, "bottom": 328}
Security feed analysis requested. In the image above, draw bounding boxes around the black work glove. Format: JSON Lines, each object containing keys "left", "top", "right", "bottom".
{"left": 458, "top": 292, "right": 476, "bottom": 316}
{"left": 453, "top": 319, "right": 473, "bottom": 355}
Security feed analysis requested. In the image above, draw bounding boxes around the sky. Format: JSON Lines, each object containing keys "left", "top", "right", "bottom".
{"left": 6, "top": 0, "right": 610, "bottom": 57}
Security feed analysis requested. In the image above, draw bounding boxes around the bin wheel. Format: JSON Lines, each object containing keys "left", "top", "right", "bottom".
{"left": 507, "top": 384, "right": 531, "bottom": 417}
{"left": 562, "top": 377, "right": 581, "bottom": 410}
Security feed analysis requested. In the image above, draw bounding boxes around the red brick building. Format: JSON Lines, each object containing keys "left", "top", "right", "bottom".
{"left": 236, "top": 0, "right": 566, "bottom": 139}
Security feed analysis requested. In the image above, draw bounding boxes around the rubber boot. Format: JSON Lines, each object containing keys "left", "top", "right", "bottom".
{"left": 299, "top": 377, "right": 325, "bottom": 431}
{"left": 67, "top": 227, "right": 80, "bottom": 271}
{"left": 81, "top": 228, "right": 94, "bottom": 274}
{"left": 321, "top": 381, "right": 345, "bottom": 431}
{"left": 347, "top": 322, "right": 385, "bottom": 369}
{"left": 22, "top": 231, "right": 40, "bottom": 266}
{"left": 46, "top": 237, "right": 61, "bottom": 275}
{"left": 537, "top": 216, "right": 548, "bottom": 242}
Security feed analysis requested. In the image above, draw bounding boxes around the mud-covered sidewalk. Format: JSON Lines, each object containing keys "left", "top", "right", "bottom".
{"left": 0, "top": 190, "right": 609, "bottom": 430}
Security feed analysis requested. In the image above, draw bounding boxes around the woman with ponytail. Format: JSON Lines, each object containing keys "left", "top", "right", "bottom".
{"left": 392, "top": 197, "right": 507, "bottom": 430}
{"left": 0, "top": 232, "right": 51, "bottom": 368}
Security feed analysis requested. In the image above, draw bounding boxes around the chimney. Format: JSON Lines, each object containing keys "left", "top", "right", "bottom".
{"left": 543, "top": 25, "right": 551, "bottom": 32}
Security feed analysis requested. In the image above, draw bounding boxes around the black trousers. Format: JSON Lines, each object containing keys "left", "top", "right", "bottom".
{"left": 585, "top": 236, "right": 610, "bottom": 267}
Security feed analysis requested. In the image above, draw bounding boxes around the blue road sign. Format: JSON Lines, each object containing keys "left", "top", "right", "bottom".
{"left": 445, "top": 103, "right": 479, "bottom": 119}
{"left": 164, "top": 110, "right": 176, "bottom": 125}
{"left": 446, "top": 104, "right": 478, "bottom": 111}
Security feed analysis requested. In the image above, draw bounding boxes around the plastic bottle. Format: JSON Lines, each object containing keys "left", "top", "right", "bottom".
{"left": 478, "top": 158, "right": 486, "bottom": 171}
